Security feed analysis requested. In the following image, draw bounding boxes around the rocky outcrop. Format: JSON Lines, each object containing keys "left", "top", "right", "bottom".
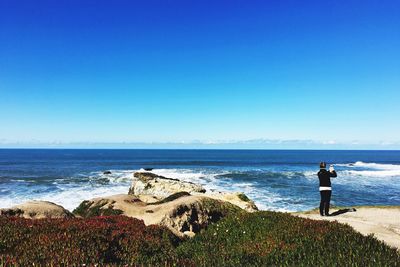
{"left": 0, "top": 201, "right": 74, "bottom": 219}
{"left": 73, "top": 199, "right": 124, "bottom": 218}
{"left": 129, "top": 172, "right": 206, "bottom": 198}
{"left": 73, "top": 193, "right": 241, "bottom": 238}
{"left": 201, "top": 191, "right": 258, "bottom": 212}
{"left": 129, "top": 171, "right": 258, "bottom": 212}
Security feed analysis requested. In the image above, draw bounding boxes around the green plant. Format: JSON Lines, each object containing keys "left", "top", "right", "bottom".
{"left": 73, "top": 200, "right": 123, "bottom": 217}
{"left": 148, "top": 191, "right": 191, "bottom": 205}
{"left": 1, "top": 211, "right": 399, "bottom": 266}
{"left": 0, "top": 216, "right": 178, "bottom": 265}
{"left": 237, "top": 193, "right": 251, "bottom": 202}
{"left": 176, "top": 211, "right": 400, "bottom": 266}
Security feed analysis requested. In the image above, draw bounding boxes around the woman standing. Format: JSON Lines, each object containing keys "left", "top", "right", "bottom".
{"left": 318, "top": 162, "right": 337, "bottom": 216}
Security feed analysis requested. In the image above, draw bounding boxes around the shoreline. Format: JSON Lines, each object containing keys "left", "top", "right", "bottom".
{"left": 293, "top": 205, "right": 400, "bottom": 250}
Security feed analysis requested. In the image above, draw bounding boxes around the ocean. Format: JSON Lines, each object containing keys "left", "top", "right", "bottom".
{"left": 0, "top": 149, "right": 399, "bottom": 212}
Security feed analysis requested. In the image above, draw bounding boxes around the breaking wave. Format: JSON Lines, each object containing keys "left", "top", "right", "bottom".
{"left": 1, "top": 161, "right": 399, "bottom": 212}
{"left": 338, "top": 161, "right": 400, "bottom": 177}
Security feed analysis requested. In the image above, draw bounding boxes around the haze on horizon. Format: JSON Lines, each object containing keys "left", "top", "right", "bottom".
{"left": 1, "top": 1, "right": 399, "bottom": 149}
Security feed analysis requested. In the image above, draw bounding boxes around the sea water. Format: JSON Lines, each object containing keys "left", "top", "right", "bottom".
{"left": 0, "top": 149, "right": 399, "bottom": 212}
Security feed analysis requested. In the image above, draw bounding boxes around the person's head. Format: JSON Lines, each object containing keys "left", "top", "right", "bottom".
{"left": 320, "top": 162, "right": 327, "bottom": 169}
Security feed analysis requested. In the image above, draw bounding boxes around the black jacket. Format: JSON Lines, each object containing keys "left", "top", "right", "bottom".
{"left": 318, "top": 169, "right": 337, "bottom": 187}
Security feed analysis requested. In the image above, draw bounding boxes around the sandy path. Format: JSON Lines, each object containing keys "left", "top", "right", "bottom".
{"left": 293, "top": 206, "right": 400, "bottom": 250}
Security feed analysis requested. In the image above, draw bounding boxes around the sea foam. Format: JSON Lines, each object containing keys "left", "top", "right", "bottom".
{"left": 1, "top": 161, "right": 399, "bottom": 213}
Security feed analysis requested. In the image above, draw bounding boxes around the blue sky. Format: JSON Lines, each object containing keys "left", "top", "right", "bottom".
{"left": 0, "top": 0, "right": 399, "bottom": 149}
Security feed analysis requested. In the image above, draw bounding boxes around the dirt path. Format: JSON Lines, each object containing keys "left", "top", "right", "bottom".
{"left": 293, "top": 206, "right": 400, "bottom": 250}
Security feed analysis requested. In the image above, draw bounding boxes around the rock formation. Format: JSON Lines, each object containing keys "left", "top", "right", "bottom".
{"left": 0, "top": 200, "right": 74, "bottom": 219}
{"left": 129, "top": 172, "right": 206, "bottom": 197}
{"left": 73, "top": 193, "right": 241, "bottom": 238}
{"left": 129, "top": 171, "right": 258, "bottom": 212}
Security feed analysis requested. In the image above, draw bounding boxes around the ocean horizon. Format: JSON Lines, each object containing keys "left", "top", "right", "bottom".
{"left": 1, "top": 149, "right": 399, "bottom": 212}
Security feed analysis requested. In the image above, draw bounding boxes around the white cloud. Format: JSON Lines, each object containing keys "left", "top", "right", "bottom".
{"left": 0, "top": 138, "right": 400, "bottom": 149}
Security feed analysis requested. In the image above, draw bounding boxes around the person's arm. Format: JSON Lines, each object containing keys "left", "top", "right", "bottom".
{"left": 329, "top": 165, "right": 337, "bottom": 177}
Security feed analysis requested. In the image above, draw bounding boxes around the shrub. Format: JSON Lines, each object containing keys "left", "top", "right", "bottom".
{"left": 177, "top": 211, "right": 400, "bottom": 266}
{"left": 0, "top": 216, "right": 178, "bottom": 265}
{"left": 148, "top": 191, "right": 191, "bottom": 205}
{"left": 237, "top": 193, "right": 251, "bottom": 202}
{"left": 73, "top": 200, "right": 123, "bottom": 217}
{"left": 1, "top": 211, "right": 399, "bottom": 266}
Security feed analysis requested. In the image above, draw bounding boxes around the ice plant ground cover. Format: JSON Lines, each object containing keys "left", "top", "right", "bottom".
{"left": 1, "top": 212, "right": 399, "bottom": 266}
{"left": 177, "top": 211, "right": 400, "bottom": 266}
{"left": 0, "top": 216, "right": 179, "bottom": 265}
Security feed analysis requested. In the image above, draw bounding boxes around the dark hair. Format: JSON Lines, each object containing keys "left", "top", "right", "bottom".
{"left": 320, "top": 162, "right": 326, "bottom": 169}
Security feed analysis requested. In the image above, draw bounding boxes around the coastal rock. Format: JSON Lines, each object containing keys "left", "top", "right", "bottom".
{"left": 0, "top": 200, "right": 74, "bottom": 219}
{"left": 73, "top": 193, "right": 241, "bottom": 238}
{"left": 129, "top": 171, "right": 258, "bottom": 212}
{"left": 129, "top": 172, "right": 206, "bottom": 197}
{"left": 103, "top": 171, "right": 112, "bottom": 175}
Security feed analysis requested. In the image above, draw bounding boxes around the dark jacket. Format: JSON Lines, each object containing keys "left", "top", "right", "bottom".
{"left": 318, "top": 169, "right": 337, "bottom": 187}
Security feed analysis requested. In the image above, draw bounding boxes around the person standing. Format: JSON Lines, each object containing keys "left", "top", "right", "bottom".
{"left": 318, "top": 162, "right": 337, "bottom": 216}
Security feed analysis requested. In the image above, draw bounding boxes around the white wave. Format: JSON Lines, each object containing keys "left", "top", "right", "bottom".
{"left": 4, "top": 166, "right": 396, "bottom": 213}
{"left": 338, "top": 161, "right": 400, "bottom": 170}
{"left": 151, "top": 168, "right": 208, "bottom": 181}
{"left": 87, "top": 170, "right": 135, "bottom": 183}
{"left": 0, "top": 183, "right": 130, "bottom": 211}
{"left": 302, "top": 170, "right": 318, "bottom": 177}
{"left": 85, "top": 168, "right": 335, "bottom": 212}
{"left": 146, "top": 168, "right": 297, "bottom": 211}
{"left": 344, "top": 170, "right": 400, "bottom": 177}
{"left": 150, "top": 168, "right": 230, "bottom": 186}
{"left": 0, "top": 170, "right": 137, "bottom": 211}
{"left": 10, "top": 179, "right": 35, "bottom": 183}
{"left": 0, "top": 168, "right": 225, "bottom": 211}
{"left": 336, "top": 161, "right": 400, "bottom": 177}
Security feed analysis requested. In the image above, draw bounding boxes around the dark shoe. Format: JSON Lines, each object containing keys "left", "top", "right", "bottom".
{"left": 325, "top": 213, "right": 331, "bottom": 216}
{"left": 320, "top": 214, "right": 324, "bottom": 216}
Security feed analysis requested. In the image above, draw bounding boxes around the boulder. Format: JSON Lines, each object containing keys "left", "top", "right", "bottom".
{"left": 0, "top": 201, "right": 74, "bottom": 219}
{"left": 129, "top": 172, "right": 206, "bottom": 197}
{"left": 73, "top": 193, "right": 241, "bottom": 238}
{"left": 129, "top": 172, "right": 258, "bottom": 212}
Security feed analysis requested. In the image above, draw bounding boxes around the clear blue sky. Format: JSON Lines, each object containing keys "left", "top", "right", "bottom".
{"left": 1, "top": 0, "right": 399, "bottom": 148}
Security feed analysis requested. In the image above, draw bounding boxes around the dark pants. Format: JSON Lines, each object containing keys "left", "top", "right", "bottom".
{"left": 320, "top": 190, "right": 331, "bottom": 216}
